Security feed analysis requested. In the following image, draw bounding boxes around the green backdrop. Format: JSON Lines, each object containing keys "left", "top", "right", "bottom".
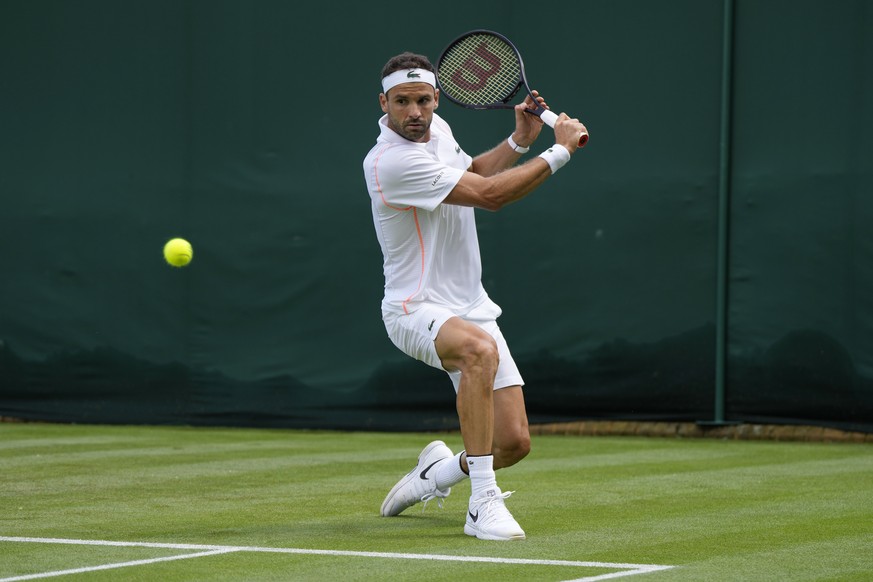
{"left": 2, "top": 0, "right": 871, "bottom": 432}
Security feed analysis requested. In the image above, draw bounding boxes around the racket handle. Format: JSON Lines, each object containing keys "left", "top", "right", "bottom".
{"left": 539, "top": 109, "right": 589, "bottom": 148}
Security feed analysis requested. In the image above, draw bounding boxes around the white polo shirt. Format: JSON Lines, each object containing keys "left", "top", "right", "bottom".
{"left": 363, "top": 113, "right": 490, "bottom": 316}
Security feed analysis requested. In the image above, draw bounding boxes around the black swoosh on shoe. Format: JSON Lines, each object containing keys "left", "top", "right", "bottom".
{"left": 419, "top": 460, "right": 442, "bottom": 480}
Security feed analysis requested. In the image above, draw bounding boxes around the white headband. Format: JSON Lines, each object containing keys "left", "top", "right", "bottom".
{"left": 381, "top": 68, "right": 436, "bottom": 93}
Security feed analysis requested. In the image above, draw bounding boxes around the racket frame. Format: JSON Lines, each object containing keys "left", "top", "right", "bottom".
{"left": 436, "top": 28, "right": 588, "bottom": 148}
{"left": 435, "top": 29, "right": 544, "bottom": 116}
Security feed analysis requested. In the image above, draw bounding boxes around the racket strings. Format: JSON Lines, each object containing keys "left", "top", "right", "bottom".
{"left": 437, "top": 34, "right": 522, "bottom": 106}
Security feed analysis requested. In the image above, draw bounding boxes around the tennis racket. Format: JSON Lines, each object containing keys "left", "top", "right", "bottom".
{"left": 436, "top": 29, "right": 588, "bottom": 148}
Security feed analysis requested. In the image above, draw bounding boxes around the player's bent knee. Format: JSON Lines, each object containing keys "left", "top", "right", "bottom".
{"left": 494, "top": 433, "right": 531, "bottom": 468}
{"left": 512, "top": 433, "right": 532, "bottom": 461}
{"left": 459, "top": 334, "right": 500, "bottom": 371}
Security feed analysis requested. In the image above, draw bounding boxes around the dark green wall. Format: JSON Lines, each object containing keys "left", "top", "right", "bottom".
{"left": 2, "top": 0, "right": 871, "bottom": 431}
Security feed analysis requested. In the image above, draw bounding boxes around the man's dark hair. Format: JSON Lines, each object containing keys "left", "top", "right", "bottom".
{"left": 380, "top": 52, "right": 435, "bottom": 81}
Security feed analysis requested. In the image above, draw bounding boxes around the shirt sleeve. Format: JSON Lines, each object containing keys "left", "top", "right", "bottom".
{"left": 375, "top": 147, "right": 465, "bottom": 212}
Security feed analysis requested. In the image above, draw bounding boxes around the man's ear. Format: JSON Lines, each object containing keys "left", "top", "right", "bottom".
{"left": 379, "top": 92, "right": 388, "bottom": 113}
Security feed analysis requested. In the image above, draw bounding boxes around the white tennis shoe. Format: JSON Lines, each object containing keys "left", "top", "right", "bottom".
{"left": 380, "top": 440, "right": 454, "bottom": 517}
{"left": 464, "top": 488, "right": 526, "bottom": 541}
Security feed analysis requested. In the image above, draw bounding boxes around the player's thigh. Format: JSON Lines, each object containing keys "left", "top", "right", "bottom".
{"left": 434, "top": 316, "right": 498, "bottom": 373}
{"left": 383, "top": 306, "right": 456, "bottom": 370}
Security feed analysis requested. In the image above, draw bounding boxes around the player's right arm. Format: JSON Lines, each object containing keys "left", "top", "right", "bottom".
{"left": 444, "top": 156, "right": 552, "bottom": 211}
{"left": 444, "top": 113, "right": 587, "bottom": 212}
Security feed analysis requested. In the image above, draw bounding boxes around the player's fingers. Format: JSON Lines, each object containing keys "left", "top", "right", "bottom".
{"left": 525, "top": 90, "right": 546, "bottom": 106}
{"left": 558, "top": 113, "right": 582, "bottom": 124}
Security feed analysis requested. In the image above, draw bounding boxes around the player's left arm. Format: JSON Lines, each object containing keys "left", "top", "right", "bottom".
{"left": 469, "top": 91, "right": 547, "bottom": 177}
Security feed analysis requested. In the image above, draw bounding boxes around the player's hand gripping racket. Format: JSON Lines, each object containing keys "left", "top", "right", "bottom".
{"left": 436, "top": 29, "right": 588, "bottom": 148}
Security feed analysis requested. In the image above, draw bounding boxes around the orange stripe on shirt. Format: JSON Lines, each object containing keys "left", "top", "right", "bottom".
{"left": 374, "top": 145, "right": 412, "bottom": 212}
{"left": 401, "top": 208, "right": 425, "bottom": 314}
{"left": 372, "top": 144, "right": 426, "bottom": 314}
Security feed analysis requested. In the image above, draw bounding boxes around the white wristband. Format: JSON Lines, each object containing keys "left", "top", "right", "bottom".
{"left": 538, "top": 144, "right": 571, "bottom": 174}
{"left": 507, "top": 135, "right": 530, "bottom": 154}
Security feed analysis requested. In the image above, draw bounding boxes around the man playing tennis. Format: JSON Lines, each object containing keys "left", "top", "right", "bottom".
{"left": 362, "top": 52, "right": 587, "bottom": 541}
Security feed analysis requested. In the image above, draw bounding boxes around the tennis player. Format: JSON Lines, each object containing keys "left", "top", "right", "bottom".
{"left": 362, "top": 51, "right": 587, "bottom": 541}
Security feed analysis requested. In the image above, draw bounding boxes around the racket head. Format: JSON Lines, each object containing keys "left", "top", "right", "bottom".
{"left": 436, "top": 29, "right": 530, "bottom": 111}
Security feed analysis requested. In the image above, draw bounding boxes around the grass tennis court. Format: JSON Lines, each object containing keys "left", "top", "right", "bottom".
{"left": 1, "top": 423, "right": 871, "bottom": 581}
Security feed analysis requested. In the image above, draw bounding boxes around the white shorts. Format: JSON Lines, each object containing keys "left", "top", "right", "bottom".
{"left": 382, "top": 299, "right": 524, "bottom": 393}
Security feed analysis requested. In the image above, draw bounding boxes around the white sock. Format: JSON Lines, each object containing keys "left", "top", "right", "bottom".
{"left": 435, "top": 452, "right": 468, "bottom": 490}
{"left": 467, "top": 454, "right": 498, "bottom": 498}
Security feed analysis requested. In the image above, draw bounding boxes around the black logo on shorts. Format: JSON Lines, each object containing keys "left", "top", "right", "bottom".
{"left": 427, "top": 319, "right": 435, "bottom": 331}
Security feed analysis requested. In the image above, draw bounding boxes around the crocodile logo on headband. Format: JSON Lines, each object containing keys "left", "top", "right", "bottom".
{"left": 406, "top": 70, "right": 421, "bottom": 78}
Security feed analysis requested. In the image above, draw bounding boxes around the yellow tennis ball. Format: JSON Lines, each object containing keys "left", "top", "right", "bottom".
{"left": 163, "top": 238, "right": 193, "bottom": 267}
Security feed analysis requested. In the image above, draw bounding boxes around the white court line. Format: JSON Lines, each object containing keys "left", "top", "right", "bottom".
{"left": 0, "top": 536, "right": 675, "bottom": 582}
{"left": 0, "top": 548, "right": 239, "bottom": 582}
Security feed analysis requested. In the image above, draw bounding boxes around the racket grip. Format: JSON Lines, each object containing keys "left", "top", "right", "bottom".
{"left": 538, "top": 109, "right": 588, "bottom": 148}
